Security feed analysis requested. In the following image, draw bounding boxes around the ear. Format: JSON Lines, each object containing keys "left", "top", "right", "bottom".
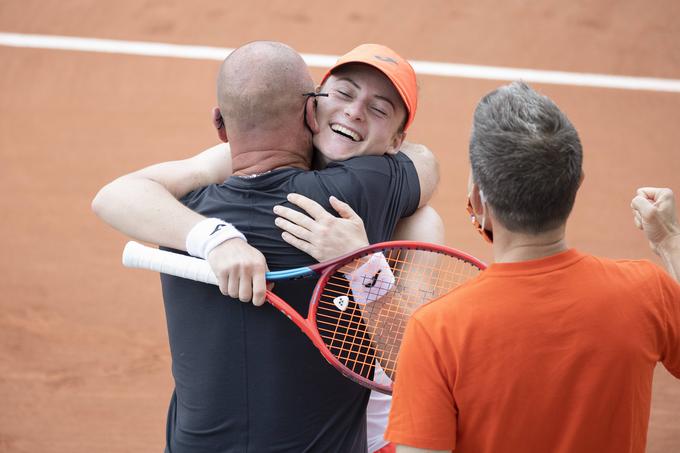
{"left": 578, "top": 171, "right": 585, "bottom": 187}
{"left": 470, "top": 183, "right": 485, "bottom": 216}
{"left": 212, "top": 107, "right": 228, "bottom": 143}
{"left": 386, "top": 131, "right": 406, "bottom": 155}
{"left": 304, "top": 96, "right": 319, "bottom": 134}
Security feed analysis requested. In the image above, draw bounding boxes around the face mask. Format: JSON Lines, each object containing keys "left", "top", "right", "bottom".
{"left": 466, "top": 189, "right": 493, "bottom": 243}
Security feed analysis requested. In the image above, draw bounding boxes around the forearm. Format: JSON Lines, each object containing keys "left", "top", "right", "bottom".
{"left": 392, "top": 205, "right": 445, "bottom": 244}
{"left": 92, "top": 143, "right": 232, "bottom": 250}
{"left": 92, "top": 176, "right": 205, "bottom": 250}
{"left": 657, "top": 234, "right": 680, "bottom": 282}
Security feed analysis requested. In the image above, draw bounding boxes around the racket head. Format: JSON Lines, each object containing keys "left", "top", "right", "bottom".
{"left": 305, "top": 241, "right": 486, "bottom": 394}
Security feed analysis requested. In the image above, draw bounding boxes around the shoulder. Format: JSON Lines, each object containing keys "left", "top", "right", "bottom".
{"left": 324, "top": 152, "right": 415, "bottom": 175}
{"left": 576, "top": 254, "right": 680, "bottom": 305}
{"left": 587, "top": 254, "right": 666, "bottom": 284}
{"left": 312, "top": 153, "right": 419, "bottom": 201}
{"left": 294, "top": 153, "right": 417, "bottom": 199}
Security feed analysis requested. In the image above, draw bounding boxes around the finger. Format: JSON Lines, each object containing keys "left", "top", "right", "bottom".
{"left": 329, "top": 196, "right": 361, "bottom": 220}
{"left": 273, "top": 205, "right": 316, "bottom": 230}
{"left": 636, "top": 187, "right": 662, "bottom": 202}
{"left": 654, "top": 188, "right": 675, "bottom": 206}
{"left": 217, "top": 273, "right": 230, "bottom": 297}
{"left": 631, "top": 195, "right": 655, "bottom": 220}
{"left": 275, "top": 216, "right": 312, "bottom": 241}
{"left": 281, "top": 231, "right": 315, "bottom": 257}
{"left": 227, "top": 269, "right": 241, "bottom": 300}
{"left": 238, "top": 270, "right": 253, "bottom": 303}
{"left": 287, "top": 193, "right": 331, "bottom": 220}
{"left": 251, "top": 267, "right": 267, "bottom": 307}
{"left": 633, "top": 212, "right": 643, "bottom": 230}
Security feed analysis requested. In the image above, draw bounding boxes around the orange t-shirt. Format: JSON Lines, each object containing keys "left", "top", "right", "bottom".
{"left": 385, "top": 249, "right": 680, "bottom": 453}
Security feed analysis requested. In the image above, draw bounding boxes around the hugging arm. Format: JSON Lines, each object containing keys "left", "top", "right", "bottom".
{"left": 92, "top": 143, "right": 271, "bottom": 305}
{"left": 274, "top": 198, "right": 448, "bottom": 261}
{"left": 273, "top": 194, "right": 370, "bottom": 261}
{"left": 274, "top": 141, "right": 444, "bottom": 261}
{"left": 391, "top": 205, "right": 445, "bottom": 243}
{"left": 92, "top": 143, "right": 232, "bottom": 250}
{"left": 273, "top": 195, "right": 445, "bottom": 263}
{"left": 399, "top": 141, "right": 439, "bottom": 208}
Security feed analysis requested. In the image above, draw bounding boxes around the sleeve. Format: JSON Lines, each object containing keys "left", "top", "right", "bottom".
{"left": 657, "top": 269, "right": 680, "bottom": 378}
{"left": 318, "top": 153, "right": 421, "bottom": 244}
{"left": 384, "top": 316, "right": 458, "bottom": 450}
{"left": 179, "top": 185, "right": 211, "bottom": 210}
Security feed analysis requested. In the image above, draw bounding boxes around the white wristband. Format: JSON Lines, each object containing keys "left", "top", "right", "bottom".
{"left": 185, "top": 218, "right": 247, "bottom": 259}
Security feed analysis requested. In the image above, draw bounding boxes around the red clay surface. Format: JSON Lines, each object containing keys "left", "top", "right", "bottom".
{"left": 1, "top": 1, "right": 678, "bottom": 451}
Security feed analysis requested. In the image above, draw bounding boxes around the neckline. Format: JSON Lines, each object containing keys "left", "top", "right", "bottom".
{"left": 484, "top": 249, "right": 584, "bottom": 276}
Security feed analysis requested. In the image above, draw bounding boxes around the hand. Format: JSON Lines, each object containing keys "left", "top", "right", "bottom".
{"left": 273, "top": 194, "right": 369, "bottom": 262}
{"left": 631, "top": 187, "right": 680, "bottom": 255}
{"left": 207, "top": 238, "right": 270, "bottom": 306}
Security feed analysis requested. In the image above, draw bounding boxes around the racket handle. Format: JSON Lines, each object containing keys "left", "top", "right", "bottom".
{"left": 122, "top": 241, "right": 219, "bottom": 286}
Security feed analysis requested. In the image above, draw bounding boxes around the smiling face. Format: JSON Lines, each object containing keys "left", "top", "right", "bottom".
{"left": 313, "top": 64, "right": 408, "bottom": 165}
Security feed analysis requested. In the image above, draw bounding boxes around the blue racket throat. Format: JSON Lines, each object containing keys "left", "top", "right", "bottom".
{"left": 265, "top": 267, "right": 316, "bottom": 281}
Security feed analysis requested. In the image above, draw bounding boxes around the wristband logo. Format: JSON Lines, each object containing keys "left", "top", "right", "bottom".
{"left": 209, "top": 223, "right": 228, "bottom": 236}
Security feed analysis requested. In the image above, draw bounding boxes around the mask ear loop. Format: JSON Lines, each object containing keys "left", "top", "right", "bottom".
{"left": 479, "top": 189, "right": 487, "bottom": 231}
{"left": 476, "top": 188, "right": 493, "bottom": 243}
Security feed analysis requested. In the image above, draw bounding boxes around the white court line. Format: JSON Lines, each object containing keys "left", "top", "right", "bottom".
{"left": 2, "top": 32, "right": 680, "bottom": 93}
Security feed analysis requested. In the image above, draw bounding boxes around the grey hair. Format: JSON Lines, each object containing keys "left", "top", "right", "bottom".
{"left": 469, "top": 81, "right": 583, "bottom": 233}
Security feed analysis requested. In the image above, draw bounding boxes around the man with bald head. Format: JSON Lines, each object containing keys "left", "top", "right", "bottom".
{"left": 213, "top": 41, "right": 314, "bottom": 174}
{"left": 94, "top": 41, "right": 428, "bottom": 452}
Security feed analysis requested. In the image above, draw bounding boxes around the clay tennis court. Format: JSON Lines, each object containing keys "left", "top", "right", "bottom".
{"left": 1, "top": 1, "right": 679, "bottom": 451}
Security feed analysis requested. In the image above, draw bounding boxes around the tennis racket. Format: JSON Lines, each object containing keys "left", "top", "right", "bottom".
{"left": 122, "top": 240, "right": 485, "bottom": 394}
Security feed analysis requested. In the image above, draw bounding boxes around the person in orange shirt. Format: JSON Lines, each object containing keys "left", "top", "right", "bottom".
{"left": 385, "top": 81, "right": 680, "bottom": 453}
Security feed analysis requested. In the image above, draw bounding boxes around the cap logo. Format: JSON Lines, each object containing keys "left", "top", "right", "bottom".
{"left": 374, "top": 55, "right": 398, "bottom": 65}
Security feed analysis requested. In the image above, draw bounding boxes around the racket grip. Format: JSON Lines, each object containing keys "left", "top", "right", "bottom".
{"left": 122, "top": 241, "right": 219, "bottom": 286}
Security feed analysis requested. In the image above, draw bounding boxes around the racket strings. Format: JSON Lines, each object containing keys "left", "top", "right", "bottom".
{"left": 315, "top": 248, "right": 482, "bottom": 382}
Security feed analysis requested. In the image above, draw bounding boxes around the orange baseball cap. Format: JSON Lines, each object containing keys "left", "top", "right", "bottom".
{"left": 321, "top": 44, "right": 418, "bottom": 131}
